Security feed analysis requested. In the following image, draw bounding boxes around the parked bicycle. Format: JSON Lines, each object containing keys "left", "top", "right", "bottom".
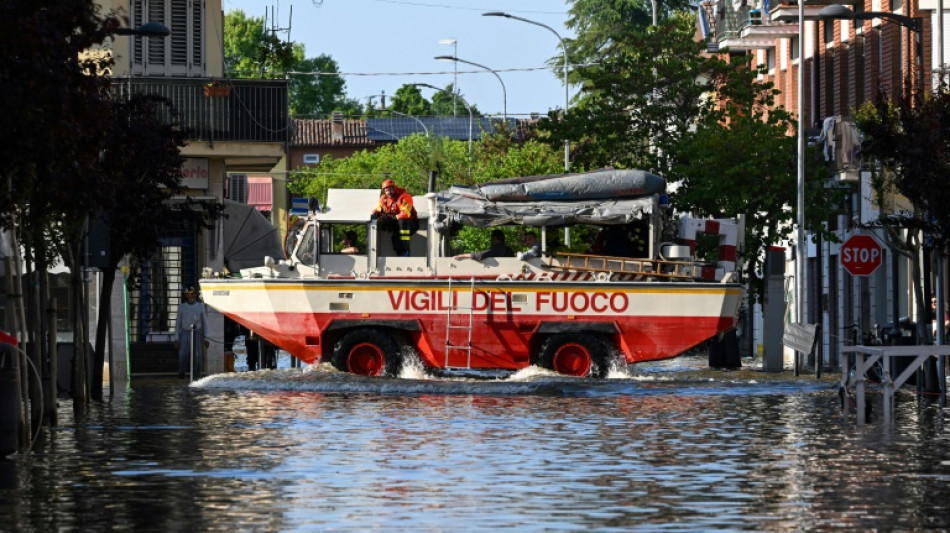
{"left": 842, "top": 322, "right": 885, "bottom": 384}
{"left": 840, "top": 323, "right": 883, "bottom": 422}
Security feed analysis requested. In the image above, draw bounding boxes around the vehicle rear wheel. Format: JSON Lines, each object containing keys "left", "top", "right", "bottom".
{"left": 539, "top": 333, "right": 608, "bottom": 378}
{"left": 332, "top": 329, "right": 401, "bottom": 377}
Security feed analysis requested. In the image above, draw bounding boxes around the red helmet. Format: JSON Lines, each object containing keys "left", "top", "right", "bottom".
{"left": 381, "top": 178, "right": 396, "bottom": 189}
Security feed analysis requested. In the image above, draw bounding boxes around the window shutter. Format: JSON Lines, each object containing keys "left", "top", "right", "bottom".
{"left": 229, "top": 174, "right": 248, "bottom": 203}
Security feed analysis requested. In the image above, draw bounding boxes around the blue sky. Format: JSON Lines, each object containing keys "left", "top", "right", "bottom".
{"left": 222, "top": 0, "right": 575, "bottom": 118}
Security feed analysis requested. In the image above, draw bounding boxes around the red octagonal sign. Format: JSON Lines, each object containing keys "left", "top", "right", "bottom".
{"left": 840, "top": 234, "right": 883, "bottom": 276}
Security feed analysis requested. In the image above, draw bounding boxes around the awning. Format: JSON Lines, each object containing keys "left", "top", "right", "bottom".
{"left": 247, "top": 177, "right": 272, "bottom": 212}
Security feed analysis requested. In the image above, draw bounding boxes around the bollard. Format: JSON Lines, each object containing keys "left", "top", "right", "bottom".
{"left": 189, "top": 325, "right": 195, "bottom": 382}
{"left": 1, "top": 334, "right": 21, "bottom": 456}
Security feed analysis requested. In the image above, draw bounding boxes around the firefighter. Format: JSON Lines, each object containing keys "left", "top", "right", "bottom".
{"left": 372, "top": 178, "right": 418, "bottom": 256}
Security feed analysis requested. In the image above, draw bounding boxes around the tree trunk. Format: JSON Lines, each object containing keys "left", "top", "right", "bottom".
{"left": 67, "top": 243, "right": 87, "bottom": 415}
{"left": 91, "top": 267, "right": 117, "bottom": 401}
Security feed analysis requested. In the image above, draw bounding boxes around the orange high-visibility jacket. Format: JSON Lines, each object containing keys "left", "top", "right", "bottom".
{"left": 375, "top": 186, "right": 417, "bottom": 220}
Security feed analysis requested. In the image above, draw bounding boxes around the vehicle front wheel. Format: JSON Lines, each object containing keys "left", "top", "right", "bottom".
{"left": 332, "top": 329, "right": 401, "bottom": 377}
{"left": 539, "top": 333, "right": 609, "bottom": 378}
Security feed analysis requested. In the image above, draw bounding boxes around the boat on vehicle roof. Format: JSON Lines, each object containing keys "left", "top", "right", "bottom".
{"left": 200, "top": 169, "right": 745, "bottom": 378}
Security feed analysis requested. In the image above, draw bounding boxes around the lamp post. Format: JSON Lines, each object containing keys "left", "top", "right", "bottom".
{"left": 390, "top": 110, "right": 429, "bottom": 138}
{"left": 369, "top": 94, "right": 429, "bottom": 137}
{"left": 116, "top": 20, "right": 172, "bottom": 99}
{"left": 796, "top": 0, "right": 806, "bottom": 375}
{"left": 818, "top": 4, "right": 924, "bottom": 99}
{"left": 435, "top": 55, "right": 507, "bottom": 124}
{"left": 483, "top": 11, "right": 571, "bottom": 172}
{"left": 439, "top": 39, "right": 458, "bottom": 116}
{"left": 414, "top": 82, "right": 473, "bottom": 153}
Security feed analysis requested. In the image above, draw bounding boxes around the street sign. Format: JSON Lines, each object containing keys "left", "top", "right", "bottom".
{"left": 840, "top": 234, "right": 883, "bottom": 276}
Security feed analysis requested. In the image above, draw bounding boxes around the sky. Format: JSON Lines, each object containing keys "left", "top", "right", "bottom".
{"left": 221, "top": 0, "right": 576, "bottom": 118}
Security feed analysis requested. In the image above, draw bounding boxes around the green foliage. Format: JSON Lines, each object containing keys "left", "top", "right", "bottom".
{"left": 855, "top": 90, "right": 950, "bottom": 246}
{"left": 669, "top": 60, "right": 836, "bottom": 301}
{"left": 542, "top": 12, "right": 715, "bottom": 173}
{"left": 391, "top": 85, "right": 432, "bottom": 116}
{"left": 290, "top": 55, "right": 354, "bottom": 117}
{"left": 225, "top": 10, "right": 354, "bottom": 117}
{"left": 224, "top": 11, "right": 298, "bottom": 78}
{"left": 288, "top": 131, "right": 562, "bottom": 253}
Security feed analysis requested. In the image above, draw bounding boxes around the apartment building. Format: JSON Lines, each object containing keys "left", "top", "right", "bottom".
{"left": 95, "top": 0, "right": 288, "bottom": 378}
{"left": 703, "top": 0, "right": 944, "bottom": 368}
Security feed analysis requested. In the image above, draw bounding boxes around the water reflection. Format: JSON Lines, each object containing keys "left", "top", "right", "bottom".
{"left": 2, "top": 358, "right": 949, "bottom": 531}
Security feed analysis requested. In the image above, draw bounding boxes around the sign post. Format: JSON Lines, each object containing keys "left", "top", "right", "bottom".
{"left": 840, "top": 234, "right": 883, "bottom": 276}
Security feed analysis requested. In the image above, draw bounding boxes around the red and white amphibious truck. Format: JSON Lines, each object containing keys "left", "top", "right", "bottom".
{"left": 201, "top": 169, "right": 744, "bottom": 378}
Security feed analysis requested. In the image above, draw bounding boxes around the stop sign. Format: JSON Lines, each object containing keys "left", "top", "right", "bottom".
{"left": 840, "top": 234, "right": 883, "bottom": 276}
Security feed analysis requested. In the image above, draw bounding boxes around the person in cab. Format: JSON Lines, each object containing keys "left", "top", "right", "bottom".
{"left": 372, "top": 178, "right": 418, "bottom": 256}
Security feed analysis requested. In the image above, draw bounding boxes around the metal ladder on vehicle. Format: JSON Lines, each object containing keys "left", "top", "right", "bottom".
{"left": 444, "top": 277, "right": 475, "bottom": 369}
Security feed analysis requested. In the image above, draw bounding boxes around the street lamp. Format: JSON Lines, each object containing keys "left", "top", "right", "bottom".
{"left": 414, "top": 82, "right": 473, "bottom": 153}
{"left": 434, "top": 55, "right": 507, "bottom": 124}
{"left": 390, "top": 110, "right": 429, "bottom": 138}
{"left": 818, "top": 4, "right": 924, "bottom": 99}
{"left": 438, "top": 39, "right": 458, "bottom": 116}
{"left": 116, "top": 20, "right": 171, "bottom": 99}
{"left": 483, "top": 11, "right": 571, "bottom": 173}
{"left": 369, "top": 94, "right": 429, "bottom": 137}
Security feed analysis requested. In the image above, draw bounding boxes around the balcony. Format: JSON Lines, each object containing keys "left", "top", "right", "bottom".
{"left": 711, "top": 0, "right": 799, "bottom": 51}
{"left": 114, "top": 77, "right": 289, "bottom": 144}
{"left": 769, "top": 0, "right": 840, "bottom": 23}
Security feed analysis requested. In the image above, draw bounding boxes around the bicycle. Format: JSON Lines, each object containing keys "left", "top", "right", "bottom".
{"left": 839, "top": 323, "right": 884, "bottom": 422}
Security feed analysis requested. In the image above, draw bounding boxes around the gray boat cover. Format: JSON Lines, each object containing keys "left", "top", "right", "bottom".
{"left": 436, "top": 169, "right": 662, "bottom": 228}
{"left": 448, "top": 168, "right": 665, "bottom": 202}
{"left": 435, "top": 195, "right": 657, "bottom": 227}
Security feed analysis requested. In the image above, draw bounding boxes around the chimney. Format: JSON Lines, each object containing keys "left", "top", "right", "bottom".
{"left": 331, "top": 112, "right": 343, "bottom": 142}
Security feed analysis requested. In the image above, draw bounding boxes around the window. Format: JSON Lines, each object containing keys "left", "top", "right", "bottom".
{"left": 824, "top": 20, "right": 835, "bottom": 45}
{"left": 132, "top": 0, "right": 204, "bottom": 76}
{"left": 791, "top": 36, "right": 800, "bottom": 61}
{"left": 228, "top": 174, "right": 248, "bottom": 203}
{"left": 303, "top": 154, "right": 321, "bottom": 164}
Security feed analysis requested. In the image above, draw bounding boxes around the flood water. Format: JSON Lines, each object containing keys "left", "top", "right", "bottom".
{"left": 3, "top": 356, "right": 950, "bottom": 532}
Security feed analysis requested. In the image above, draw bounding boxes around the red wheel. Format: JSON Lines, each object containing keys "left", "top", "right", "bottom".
{"left": 551, "top": 342, "right": 593, "bottom": 376}
{"left": 332, "top": 329, "right": 401, "bottom": 376}
{"left": 539, "top": 334, "right": 609, "bottom": 377}
{"left": 346, "top": 342, "right": 386, "bottom": 376}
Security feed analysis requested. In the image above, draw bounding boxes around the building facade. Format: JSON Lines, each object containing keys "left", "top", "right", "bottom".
{"left": 704, "top": 0, "right": 946, "bottom": 367}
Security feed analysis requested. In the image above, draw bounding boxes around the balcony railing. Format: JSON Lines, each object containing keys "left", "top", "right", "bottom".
{"left": 113, "top": 77, "right": 289, "bottom": 144}
{"left": 711, "top": 0, "right": 797, "bottom": 50}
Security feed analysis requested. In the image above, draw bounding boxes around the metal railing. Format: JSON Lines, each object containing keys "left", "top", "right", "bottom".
{"left": 113, "top": 77, "right": 289, "bottom": 144}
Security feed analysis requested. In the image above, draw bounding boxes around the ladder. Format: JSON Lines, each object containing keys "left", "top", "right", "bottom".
{"left": 549, "top": 252, "right": 696, "bottom": 281}
{"left": 444, "top": 277, "right": 475, "bottom": 369}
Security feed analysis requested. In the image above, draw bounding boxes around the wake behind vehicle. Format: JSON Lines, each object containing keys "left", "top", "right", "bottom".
{"left": 200, "top": 169, "right": 744, "bottom": 378}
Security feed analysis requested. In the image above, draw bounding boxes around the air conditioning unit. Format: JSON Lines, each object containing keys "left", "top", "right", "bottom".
{"left": 228, "top": 173, "right": 248, "bottom": 203}
{"left": 303, "top": 153, "right": 320, "bottom": 164}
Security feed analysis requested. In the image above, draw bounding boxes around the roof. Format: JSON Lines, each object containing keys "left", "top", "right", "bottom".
{"left": 366, "top": 117, "right": 520, "bottom": 142}
{"left": 291, "top": 118, "right": 377, "bottom": 147}
{"left": 292, "top": 116, "right": 538, "bottom": 146}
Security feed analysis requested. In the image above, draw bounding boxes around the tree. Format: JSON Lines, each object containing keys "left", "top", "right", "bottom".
{"left": 288, "top": 132, "right": 562, "bottom": 253}
{"left": 290, "top": 55, "right": 362, "bottom": 117}
{"left": 390, "top": 85, "right": 431, "bottom": 116}
{"left": 540, "top": 12, "right": 717, "bottom": 173}
{"left": 669, "top": 60, "right": 837, "bottom": 301}
{"left": 856, "top": 89, "right": 950, "bottom": 359}
{"left": 225, "top": 10, "right": 357, "bottom": 117}
{"left": 224, "top": 10, "right": 297, "bottom": 78}
{"left": 1, "top": 0, "right": 121, "bottom": 423}
{"left": 88, "top": 94, "right": 196, "bottom": 400}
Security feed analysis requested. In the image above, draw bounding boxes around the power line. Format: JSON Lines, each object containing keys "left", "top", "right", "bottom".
{"left": 283, "top": 63, "right": 596, "bottom": 78}
{"left": 363, "top": 0, "right": 565, "bottom": 15}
